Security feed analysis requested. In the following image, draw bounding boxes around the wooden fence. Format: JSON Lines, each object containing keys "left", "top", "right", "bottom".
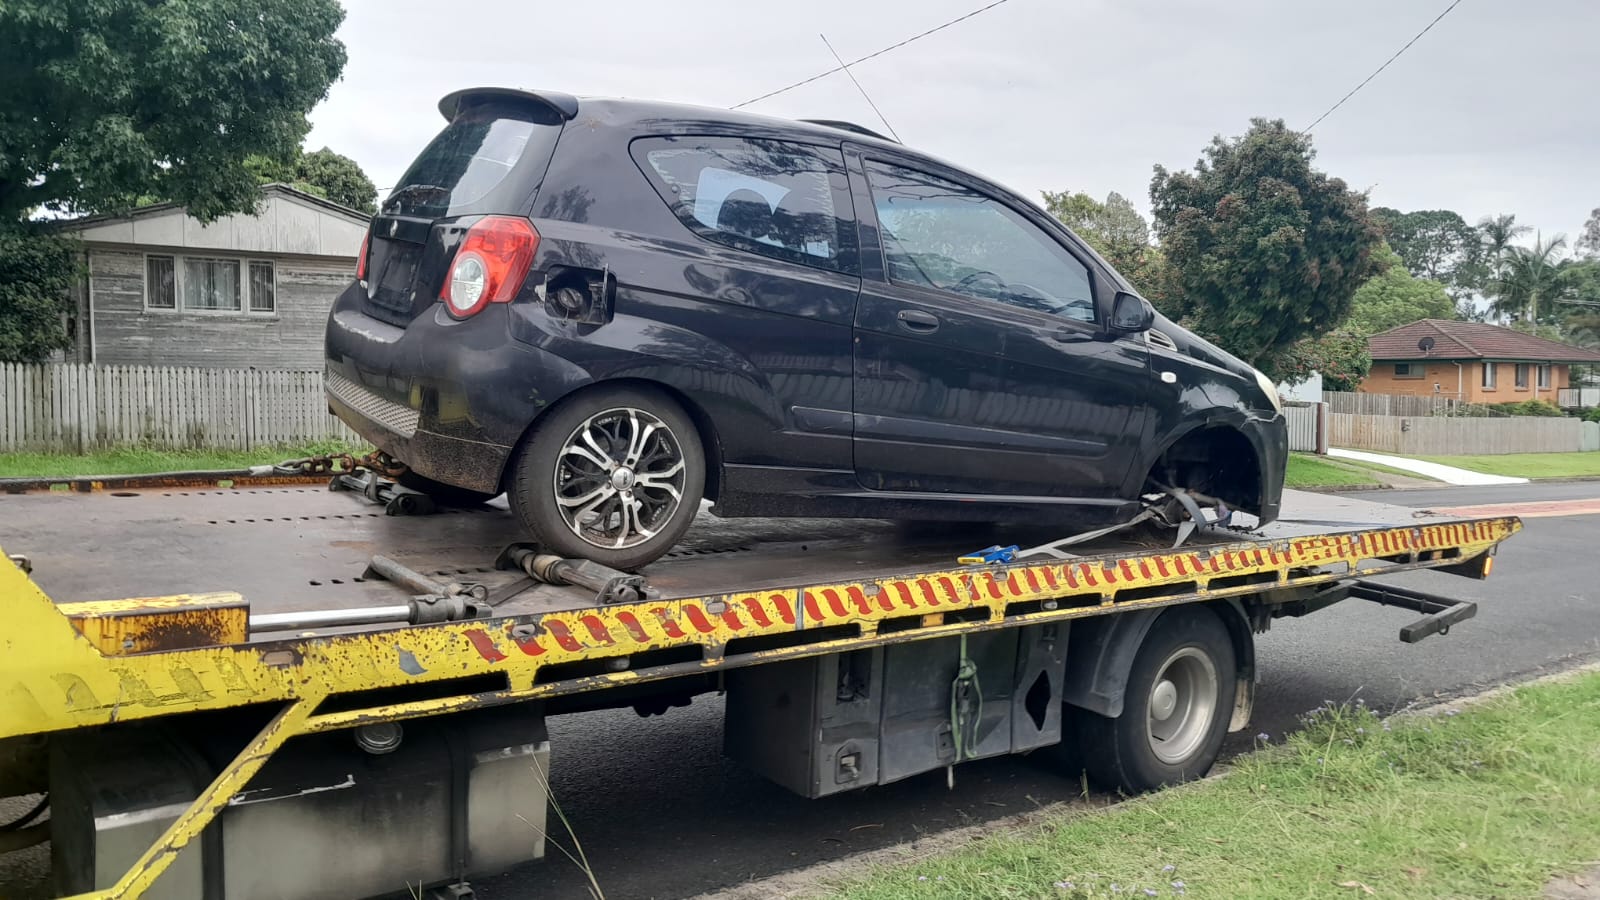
{"left": 0, "top": 363, "right": 361, "bottom": 452}
{"left": 1328, "top": 412, "right": 1585, "bottom": 456}
{"left": 1321, "top": 391, "right": 1464, "bottom": 417}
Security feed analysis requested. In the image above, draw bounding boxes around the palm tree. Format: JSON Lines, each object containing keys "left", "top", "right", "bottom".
{"left": 1493, "top": 232, "right": 1572, "bottom": 323}
{"left": 1478, "top": 214, "right": 1531, "bottom": 266}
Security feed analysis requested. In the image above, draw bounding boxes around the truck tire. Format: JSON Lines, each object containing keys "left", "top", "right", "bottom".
{"left": 1076, "top": 605, "right": 1235, "bottom": 794}
{"left": 508, "top": 385, "right": 705, "bottom": 571}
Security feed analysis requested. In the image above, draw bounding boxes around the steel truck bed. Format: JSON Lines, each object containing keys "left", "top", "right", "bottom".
{"left": 0, "top": 481, "right": 1520, "bottom": 899}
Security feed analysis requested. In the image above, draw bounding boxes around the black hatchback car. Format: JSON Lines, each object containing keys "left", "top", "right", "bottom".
{"left": 326, "top": 88, "right": 1286, "bottom": 569}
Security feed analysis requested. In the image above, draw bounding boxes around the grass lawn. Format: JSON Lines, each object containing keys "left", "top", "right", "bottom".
{"left": 1284, "top": 453, "right": 1381, "bottom": 488}
{"left": 1417, "top": 452, "right": 1600, "bottom": 480}
{"left": 836, "top": 672, "right": 1600, "bottom": 899}
{"left": 0, "top": 440, "right": 364, "bottom": 478}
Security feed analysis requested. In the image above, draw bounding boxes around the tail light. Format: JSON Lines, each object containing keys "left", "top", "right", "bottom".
{"left": 356, "top": 228, "right": 371, "bottom": 281}
{"left": 441, "top": 216, "right": 540, "bottom": 318}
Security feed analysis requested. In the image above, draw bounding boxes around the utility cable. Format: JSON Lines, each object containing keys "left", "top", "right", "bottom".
{"left": 1302, "top": 0, "right": 1465, "bottom": 133}
{"left": 732, "top": 0, "right": 1016, "bottom": 109}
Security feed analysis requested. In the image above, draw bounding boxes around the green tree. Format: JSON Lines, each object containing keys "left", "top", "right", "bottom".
{"left": 1041, "top": 189, "right": 1172, "bottom": 312}
{"left": 1277, "top": 328, "right": 1371, "bottom": 392}
{"left": 1346, "top": 243, "right": 1456, "bottom": 333}
{"left": 0, "top": 230, "right": 79, "bottom": 363}
{"left": 1493, "top": 233, "right": 1573, "bottom": 324}
{"left": 1578, "top": 207, "right": 1600, "bottom": 259}
{"left": 254, "top": 148, "right": 377, "bottom": 214}
{"left": 1370, "top": 207, "right": 1478, "bottom": 287}
{"left": 1150, "top": 118, "right": 1384, "bottom": 377}
{"left": 0, "top": 0, "right": 347, "bottom": 223}
{"left": 1472, "top": 214, "right": 1530, "bottom": 288}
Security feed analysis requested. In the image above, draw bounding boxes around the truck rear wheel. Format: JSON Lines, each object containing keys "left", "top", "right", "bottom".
{"left": 1076, "top": 606, "right": 1235, "bottom": 794}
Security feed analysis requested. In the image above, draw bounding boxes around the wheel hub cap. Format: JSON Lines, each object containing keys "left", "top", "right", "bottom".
{"left": 1151, "top": 679, "right": 1178, "bottom": 720}
{"left": 1145, "top": 647, "right": 1220, "bottom": 766}
{"left": 610, "top": 467, "right": 636, "bottom": 491}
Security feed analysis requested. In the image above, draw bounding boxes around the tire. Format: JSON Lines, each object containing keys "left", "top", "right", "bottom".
{"left": 508, "top": 385, "right": 705, "bottom": 571}
{"left": 1076, "top": 606, "right": 1236, "bottom": 794}
{"left": 396, "top": 471, "right": 497, "bottom": 507}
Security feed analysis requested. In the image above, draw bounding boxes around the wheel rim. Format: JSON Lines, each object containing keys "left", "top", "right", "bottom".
{"left": 552, "top": 407, "right": 687, "bottom": 550}
{"left": 1145, "top": 646, "right": 1219, "bottom": 766}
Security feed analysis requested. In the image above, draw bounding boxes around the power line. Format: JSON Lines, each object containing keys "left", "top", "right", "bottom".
{"left": 731, "top": 0, "right": 1015, "bottom": 110}
{"left": 819, "top": 33, "right": 903, "bottom": 142}
{"left": 1302, "top": 0, "right": 1466, "bottom": 134}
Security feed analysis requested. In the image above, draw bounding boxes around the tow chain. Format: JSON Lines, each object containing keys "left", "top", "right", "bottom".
{"left": 273, "top": 450, "right": 408, "bottom": 480}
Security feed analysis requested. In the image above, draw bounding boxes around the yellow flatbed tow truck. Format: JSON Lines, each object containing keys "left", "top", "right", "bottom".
{"left": 0, "top": 473, "right": 1519, "bottom": 900}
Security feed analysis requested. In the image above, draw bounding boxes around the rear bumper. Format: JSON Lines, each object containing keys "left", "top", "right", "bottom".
{"left": 322, "top": 285, "right": 586, "bottom": 494}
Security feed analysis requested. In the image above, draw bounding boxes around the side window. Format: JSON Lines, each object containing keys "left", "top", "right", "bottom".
{"left": 864, "top": 160, "right": 1096, "bottom": 323}
{"left": 634, "top": 137, "right": 855, "bottom": 273}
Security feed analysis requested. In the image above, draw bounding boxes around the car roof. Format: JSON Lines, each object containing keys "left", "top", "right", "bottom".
{"left": 438, "top": 87, "right": 1016, "bottom": 199}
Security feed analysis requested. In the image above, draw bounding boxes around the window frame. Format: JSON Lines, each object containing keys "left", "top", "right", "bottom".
{"left": 1514, "top": 363, "right": 1530, "bottom": 390}
{"left": 141, "top": 252, "right": 278, "bottom": 317}
{"left": 1538, "top": 364, "right": 1552, "bottom": 389}
{"left": 629, "top": 134, "right": 859, "bottom": 275}
{"left": 143, "top": 254, "right": 177, "bottom": 311}
{"left": 855, "top": 151, "right": 1106, "bottom": 328}
{"left": 247, "top": 259, "right": 277, "bottom": 314}
{"left": 1393, "top": 362, "right": 1424, "bottom": 379}
{"left": 1481, "top": 361, "right": 1498, "bottom": 389}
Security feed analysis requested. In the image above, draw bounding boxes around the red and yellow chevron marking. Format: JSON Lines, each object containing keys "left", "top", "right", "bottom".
{"left": 0, "top": 517, "right": 1520, "bottom": 742}
{"left": 458, "top": 517, "right": 1519, "bottom": 664}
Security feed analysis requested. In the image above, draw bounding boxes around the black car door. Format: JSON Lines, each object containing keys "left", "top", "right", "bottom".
{"left": 849, "top": 154, "right": 1151, "bottom": 498}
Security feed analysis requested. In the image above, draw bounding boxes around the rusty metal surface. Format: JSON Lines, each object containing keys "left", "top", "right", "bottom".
{"left": 58, "top": 594, "right": 249, "bottom": 653}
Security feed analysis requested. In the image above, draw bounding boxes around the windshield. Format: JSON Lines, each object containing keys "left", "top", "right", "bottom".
{"left": 385, "top": 103, "right": 563, "bottom": 218}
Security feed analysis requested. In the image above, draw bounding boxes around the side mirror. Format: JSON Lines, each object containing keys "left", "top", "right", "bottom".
{"left": 1110, "top": 291, "right": 1155, "bottom": 333}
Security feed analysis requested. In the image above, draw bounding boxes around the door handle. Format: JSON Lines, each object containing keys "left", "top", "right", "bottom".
{"left": 896, "top": 309, "right": 940, "bottom": 333}
{"left": 1052, "top": 326, "right": 1093, "bottom": 344}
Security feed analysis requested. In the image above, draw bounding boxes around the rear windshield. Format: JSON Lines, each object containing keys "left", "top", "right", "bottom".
{"left": 384, "top": 102, "right": 563, "bottom": 218}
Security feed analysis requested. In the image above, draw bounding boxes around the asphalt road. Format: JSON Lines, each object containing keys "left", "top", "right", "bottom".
{"left": 6, "top": 482, "right": 1598, "bottom": 900}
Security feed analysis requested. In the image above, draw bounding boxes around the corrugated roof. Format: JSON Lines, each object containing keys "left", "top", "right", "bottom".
{"left": 1368, "top": 319, "right": 1600, "bottom": 363}
{"left": 55, "top": 183, "right": 370, "bottom": 231}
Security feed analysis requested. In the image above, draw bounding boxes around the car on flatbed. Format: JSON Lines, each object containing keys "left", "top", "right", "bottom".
{"left": 325, "top": 87, "right": 1288, "bottom": 568}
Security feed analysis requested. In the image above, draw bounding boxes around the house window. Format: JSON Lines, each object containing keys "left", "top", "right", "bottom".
{"left": 1515, "top": 363, "right": 1530, "bottom": 389}
{"left": 1481, "top": 362, "right": 1497, "bottom": 389}
{"left": 182, "top": 257, "right": 241, "bottom": 311}
{"left": 1393, "top": 363, "right": 1424, "bottom": 379}
{"left": 248, "top": 261, "right": 276, "bottom": 313}
{"left": 144, "top": 254, "right": 276, "bottom": 315}
{"left": 1538, "top": 365, "right": 1552, "bottom": 389}
{"left": 146, "top": 256, "right": 176, "bottom": 309}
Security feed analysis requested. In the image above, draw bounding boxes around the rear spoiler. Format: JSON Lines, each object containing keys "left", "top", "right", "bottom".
{"left": 438, "top": 87, "right": 579, "bottom": 122}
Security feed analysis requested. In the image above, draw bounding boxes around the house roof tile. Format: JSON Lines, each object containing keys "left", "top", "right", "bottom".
{"left": 1367, "top": 319, "right": 1600, "bottom": 364}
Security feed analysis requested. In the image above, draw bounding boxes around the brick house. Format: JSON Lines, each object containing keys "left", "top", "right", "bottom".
{"left": 1358, "top": 319, "right": 1600, "bottom": 403}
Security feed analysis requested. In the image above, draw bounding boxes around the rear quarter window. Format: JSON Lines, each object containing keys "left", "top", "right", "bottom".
{"left": 632, "top": 137, "right": 856, "bottom": 274}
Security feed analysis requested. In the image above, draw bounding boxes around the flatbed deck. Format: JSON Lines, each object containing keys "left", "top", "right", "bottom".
{"left": 5, "top": 485, "right": 1496, "bottom": 625}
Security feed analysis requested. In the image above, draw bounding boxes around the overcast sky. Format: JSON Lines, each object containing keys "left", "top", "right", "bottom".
{"left": 306, "top": 0, "right": 1598, "bottom": 240}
